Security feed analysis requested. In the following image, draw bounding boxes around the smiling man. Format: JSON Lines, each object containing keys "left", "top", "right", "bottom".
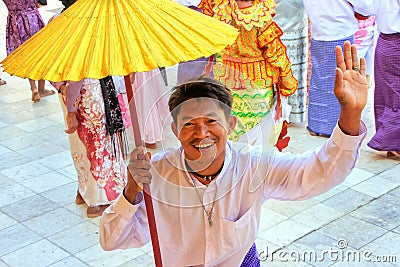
{"left": 100, "top": 42, "right": 368, "bottom": 266}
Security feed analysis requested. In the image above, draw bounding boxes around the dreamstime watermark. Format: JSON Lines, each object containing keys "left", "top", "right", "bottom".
{"left": 258, "top": 239, "right": 398, "bottom": 264}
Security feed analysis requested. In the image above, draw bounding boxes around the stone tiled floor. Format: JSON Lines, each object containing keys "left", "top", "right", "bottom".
{"left": 0, "top": 1, "right": 399, "bottom": 266}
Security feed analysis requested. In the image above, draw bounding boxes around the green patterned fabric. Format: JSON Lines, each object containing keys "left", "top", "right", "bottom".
{"left": 230, "top": 87, "right": 273, "bottom": 141}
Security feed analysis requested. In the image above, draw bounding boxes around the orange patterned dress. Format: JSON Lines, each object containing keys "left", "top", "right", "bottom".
{"left": 199, "top": 0, "right": 298, "bottom": 140}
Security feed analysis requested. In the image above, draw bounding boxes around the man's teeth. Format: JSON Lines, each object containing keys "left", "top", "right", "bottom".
{"left": 195, "top": 143, "right": 214, "bottom": 148}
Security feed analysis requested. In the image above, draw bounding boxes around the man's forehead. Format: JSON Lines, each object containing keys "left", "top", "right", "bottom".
{"left": 176, "top": 98, "right": 225, "bottom": 120}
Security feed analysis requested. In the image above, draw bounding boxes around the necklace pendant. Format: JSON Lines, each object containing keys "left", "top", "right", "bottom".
{"left": 208, "top": 215, "right": 213, "bottom": 227}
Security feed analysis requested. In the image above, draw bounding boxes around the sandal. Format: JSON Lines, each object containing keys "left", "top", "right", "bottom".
{"left": 87, "top": 204, "right": 110, "bottom": 218}
{"left": 32, "top": 91, "right": 40, "bottom": 102}
{"left": 0, "top": 79, "right": 6, "bottom": 86}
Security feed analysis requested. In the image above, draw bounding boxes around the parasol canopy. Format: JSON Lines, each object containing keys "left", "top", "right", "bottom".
{"left": 1, "top": 0, "right": 238, "bottom": 82}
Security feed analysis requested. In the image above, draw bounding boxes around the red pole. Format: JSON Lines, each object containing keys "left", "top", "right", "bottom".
{"left": 124, "top": 75, "right": 163, "bottom": 267}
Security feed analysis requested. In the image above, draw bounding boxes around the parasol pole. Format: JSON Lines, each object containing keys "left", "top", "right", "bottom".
{"left": 124, "top": 75, "right": 163, "bottom": 267}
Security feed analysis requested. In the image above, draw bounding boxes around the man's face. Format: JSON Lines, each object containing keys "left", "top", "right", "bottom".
{"left": 171, "top": 98, "right": 236, "bottom": 172}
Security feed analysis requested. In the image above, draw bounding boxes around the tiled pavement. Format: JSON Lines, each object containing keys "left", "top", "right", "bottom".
{"left": 0, "top": 1, "right": 399, "bottom": 266}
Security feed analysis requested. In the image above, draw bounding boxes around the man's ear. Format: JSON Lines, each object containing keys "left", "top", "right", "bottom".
{"left": 228, "top": 116, "right": 236, "bottom": 134}
{"left": 171, "top": 122, "right": 179, "bottom": 138}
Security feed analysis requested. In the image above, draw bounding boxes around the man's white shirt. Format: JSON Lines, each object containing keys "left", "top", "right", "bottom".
{"left": 100, "top": 123, "right": 367, "bottom": 266}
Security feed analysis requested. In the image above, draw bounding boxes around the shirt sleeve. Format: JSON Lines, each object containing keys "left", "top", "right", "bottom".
{"left": 99, "top": 193, "right": 151, "bottom": 251}
{"left": 258, "top": 22, "right": 298, "bottom": 96}
{"left": 65, "top": 80, "right": 84, "bottom": 113}
{"left": 261, "top": 122, "right": 367, "bottom": 200}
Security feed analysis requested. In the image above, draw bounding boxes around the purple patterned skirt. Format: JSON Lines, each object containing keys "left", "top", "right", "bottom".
{"left": 240, "top": 243, "right": 260, "bottom": 267}
{"left": 5, "top": 3, "right": 45, "bottom": 55}
{"left": 367, "top": 33, "right": 400, "bottom": 153}
{"left": 307, "top": 36, "right": 354, "bottom": 136}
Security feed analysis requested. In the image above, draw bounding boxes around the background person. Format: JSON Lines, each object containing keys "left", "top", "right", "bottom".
{"left": 50, "top": 0, "right": 128, "bottom": 218}
{"left": 2, "top": 0, "right": 54, "bottom": 102}
{"left": 131, "top": 69, "right": 170, "bottom": 149}
{"left": 354, "top": 15, "right": 377, "bottom": 88}
{"left": 52, "top": 77, "right": 129, "bottom": 218}
{"left": 274, "top": 0, "right": 309, "bottom": 125}
{"left": 199, "top": 0, "right": 297, "bottom": 151}
{"left": 365, "top": 0, "right": 400, "bottom": 158}
{"left": 303, "top": 0, "right": 371, "bottom": 137}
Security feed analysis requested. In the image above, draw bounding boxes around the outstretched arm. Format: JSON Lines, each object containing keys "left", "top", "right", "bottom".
{"left": 262, "top": 42, "right": 368, "bottom": 201}
{"left": 334, "top": 41, "right": 368, "bottom": 136}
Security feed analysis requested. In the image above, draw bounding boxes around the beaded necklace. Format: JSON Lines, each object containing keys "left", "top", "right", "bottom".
{"left": 185, "top": 161, "right": 224, "bottom": 182}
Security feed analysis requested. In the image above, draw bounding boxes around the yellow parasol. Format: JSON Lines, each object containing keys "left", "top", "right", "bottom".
{"left": 1, "top": 0, "right": 238, "bottom": 82}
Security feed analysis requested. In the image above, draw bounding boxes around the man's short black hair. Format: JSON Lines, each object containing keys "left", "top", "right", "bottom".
{"left": 168, "top": 76, "right": 233, "bottom": 123}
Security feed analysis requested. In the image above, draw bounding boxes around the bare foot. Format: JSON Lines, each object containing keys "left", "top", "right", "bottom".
{"left": 387, "top": 151, "right": 400, "bottom": 160}
{"left": 145, "top": 142, "right": 157, "bottom": 149}
{"left": 391, "top": 151, "right": 400, "bottom": 157}
{"left": 39, "top": 89, "right": 55, "bottom": 97}
{"left": 75, "top": 191, "right": 85, "bottom": 205}
{"left": 87, "top": 205, "right": 110, "bottom": 218}
{"left": 306, "top": 126, "right": 330, "bottom": 138}
{"left": 32, "top": 91, "right": 40, "bottom": 102}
